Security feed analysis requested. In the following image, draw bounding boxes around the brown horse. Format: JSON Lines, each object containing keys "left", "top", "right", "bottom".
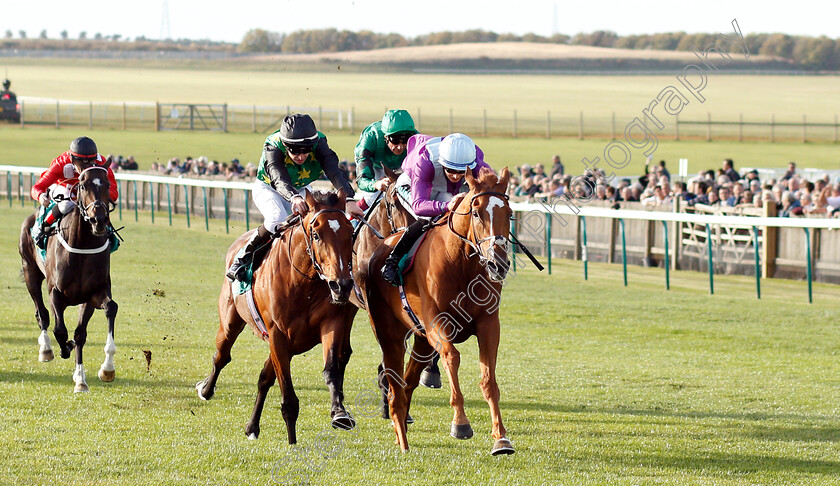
{"left": 359, "top": 167, "right": 514, "bottom": 455}
{"left": 351, "top": 167, "right": 415, "bottom": 308}
{"left": 196, "top": 190, "right": 357, "bottom": 444}
{"left": 19, "top": 165, "right": 118, "bottom": 393}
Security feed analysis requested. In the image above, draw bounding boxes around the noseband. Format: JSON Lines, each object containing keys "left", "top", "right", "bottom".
{"left": 448, "top": 191, "right": 510, "bottom": 268}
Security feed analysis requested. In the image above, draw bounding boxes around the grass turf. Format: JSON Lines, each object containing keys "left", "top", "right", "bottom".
{"left": 1, "top": 204, "right": 839, "bottom": 484}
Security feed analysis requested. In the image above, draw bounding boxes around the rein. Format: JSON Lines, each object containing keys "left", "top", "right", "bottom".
{"left": 447, "top": 191, "right": 510, "bottom": 266}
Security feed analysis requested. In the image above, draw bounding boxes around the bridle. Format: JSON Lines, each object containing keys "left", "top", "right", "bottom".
{"left": 384, "top": 185, "right": 411, "bottom": 235}
{"left": 289, "top": 208, "right": 351, "bottom": 281}
{"left": 447, "top": 191, "right": 511, "bottom": 268}
{"left": 75, "top": 166, "right": 112, "bottom": 226}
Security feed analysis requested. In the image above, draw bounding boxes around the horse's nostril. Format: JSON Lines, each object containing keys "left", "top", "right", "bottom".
{"left": 328, "top": 280, "right": 341, "bottom": 293}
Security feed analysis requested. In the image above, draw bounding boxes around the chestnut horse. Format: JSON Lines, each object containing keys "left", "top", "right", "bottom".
{"left": 359, "top": 167, "right": 514, "bottom": 455}
{"left": 196, "top": 190, "right": 357, "bottom": 444}
{"left": 19, "top": 165, "right": 119, "bottom": 393}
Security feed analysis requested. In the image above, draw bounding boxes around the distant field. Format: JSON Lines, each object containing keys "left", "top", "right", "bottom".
{"left": 2, "top": 61, "right": 838, "bottom": 125}
{"left": 1, "top": 58, "right": 837, "bottom": 176}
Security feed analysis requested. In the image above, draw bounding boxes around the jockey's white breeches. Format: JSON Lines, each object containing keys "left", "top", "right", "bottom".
{"left": 252, "top": 180, "right": 310, "bottom": 233}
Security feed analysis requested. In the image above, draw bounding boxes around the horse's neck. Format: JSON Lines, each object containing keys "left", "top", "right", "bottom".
{"left": 276, "top": 226, "right": 317, "bottom": 285}
{"left": 432, "top": 211, "right": 475, "bottom": 265}
{"left": 59, "top": 209, "right": 96, "bottom": 245}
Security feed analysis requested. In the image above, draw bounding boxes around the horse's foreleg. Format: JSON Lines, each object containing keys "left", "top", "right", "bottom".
{"left": 245, "top": 356, "right": 276, "bottom": 440}
{"left": 322, "top": 322, "right": 355, "bottom": 431}
{"left": 72, "top": 303, "right": 95, "bottom": 393}
{"left": 48, "top": 288, "right": 74, "bottom": 360}
{"left": 426, "top": 330, "right": 471, "bottom": 439}
{"left": 98, "top": 296, "right": 118, "bottom": 382}
{"left": 197, "top": 289, "right": 245, "bottom": 401}
{"left": 269, "top": 330, "right": 298, "bottom": 445}
{"left": 476, "top": 318, "right": 514, "bottom": 455}
{"left": 21, "top": 257, "right": 52, "bottom": 361}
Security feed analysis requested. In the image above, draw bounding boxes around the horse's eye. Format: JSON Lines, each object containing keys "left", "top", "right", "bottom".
{"left": 312, "top": 232, "right": 321, "bottom": 241}
{"left": 472, "top": 211, "right": 479, "bottom": 218}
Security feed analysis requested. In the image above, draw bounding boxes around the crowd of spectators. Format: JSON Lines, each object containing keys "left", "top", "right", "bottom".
{"left": 124, "top": 149, "right": 838, "bottom": 219}
{"left": 510, "top": 157, "right": 840, "bottom": 218}
{"left": 145, "top": 156, "right": 257, "bottom": 181}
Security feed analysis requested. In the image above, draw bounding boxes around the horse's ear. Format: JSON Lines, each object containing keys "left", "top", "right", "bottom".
{"left": 464, "top": 167, "right": 478, "bottom": 190}
{"left": 304, "top": 188, "right": 317, "bottom": 210}
{"left": 497, "top": 167, "right": 511, "bottom": 192}
{"left": 336, "top": 188, "right": 347, "bottom": 208}
{"left": 383, "top": 166, "right": 398, "bottom": 183}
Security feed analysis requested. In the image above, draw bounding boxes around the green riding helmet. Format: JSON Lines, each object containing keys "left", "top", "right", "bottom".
{"left": 381, "top": 110, "right": 418, "bottom": 137}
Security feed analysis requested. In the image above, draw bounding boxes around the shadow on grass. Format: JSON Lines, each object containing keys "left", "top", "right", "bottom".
{"left": 596, "top": 451, "right": 840, "bottom": 475}
{"left": 0, "top": 369, "right": 192, "bottom": 389}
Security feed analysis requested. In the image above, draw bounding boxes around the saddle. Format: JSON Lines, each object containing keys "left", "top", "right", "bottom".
{"left": 231, "top": 216, "right": 300, "bottom": 295}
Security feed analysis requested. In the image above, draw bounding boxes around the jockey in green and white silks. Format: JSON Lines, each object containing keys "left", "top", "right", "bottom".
{"left": 354, "top": 109, "right": 418, "bottom": 210}
{"left": 226, "top": 114, "right": 364, "bottom": 282}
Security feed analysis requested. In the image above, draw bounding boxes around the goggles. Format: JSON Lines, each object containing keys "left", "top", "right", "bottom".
{"left": 386, "top": 133, "right": 412, "bottom": 145}
{"left": 284, "top": 143, "right": 314, "bottom": 155}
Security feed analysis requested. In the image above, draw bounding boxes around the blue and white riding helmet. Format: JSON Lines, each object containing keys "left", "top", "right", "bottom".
{"left": 438, "top": 133, "right": 476, "bottom": 172}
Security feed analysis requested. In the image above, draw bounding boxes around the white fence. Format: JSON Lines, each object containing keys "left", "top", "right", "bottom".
{"left": 3, "top": 165, "right": 839, "bottom": 290}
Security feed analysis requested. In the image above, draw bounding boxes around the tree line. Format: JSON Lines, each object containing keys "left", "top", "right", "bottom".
{"left": 3, "top": 28, "right": 837, "bottom": 70}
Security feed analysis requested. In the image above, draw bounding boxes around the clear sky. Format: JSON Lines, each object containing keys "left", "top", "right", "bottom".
{"left": 1, "top": 0, "right": 833, "bottom": 44}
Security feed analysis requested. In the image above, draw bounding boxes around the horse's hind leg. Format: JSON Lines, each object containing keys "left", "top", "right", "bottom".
{"left": 21, "top": 250, "right": 52, "bottom": 361}
{"left": 245, "top": 356, "right": 276, "bottom": 440}
{"left": 268, "top": 330, "right": 298, "bottom": 444}
{"left": 98, "top": 294, "right": 118, "bottom": 382}
{"left": 196, "top": 285, "right": 246, "bottom": 400}
{"left": 476, "top": 318, "right": 514, "bottom": 455}
{"left": 403, "top": 336, "right": 436, "bottom": 419}
{"left": 425, "top": 325, "right": 472, "bottom": 440}
{"left": 321, "top": 319, "right": 355, "bottom": 431}
{"left": 72, "top": 303, "right": 96, "bottom": 393}
{"left": 48, "top": 288, "right": 74, "bottom": 360}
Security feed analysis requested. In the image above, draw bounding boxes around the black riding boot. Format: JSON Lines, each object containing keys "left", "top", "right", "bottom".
{"left": 226, "top": 225, "right": 272, "bottom": 282}
{"left": 33, "top": 205, "right": 62, "bottom": 250}
{"left": 381, "top": 219, "right": 427, "bottom": 286}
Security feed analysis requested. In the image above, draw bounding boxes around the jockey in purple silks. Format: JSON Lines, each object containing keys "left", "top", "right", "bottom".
{"left": 381, "top": 132, "right": 493, "bottom": 286}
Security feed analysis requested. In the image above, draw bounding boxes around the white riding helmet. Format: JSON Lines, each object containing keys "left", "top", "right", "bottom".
{"left": 439, "top": 133, "right": 476, "bottom": 172}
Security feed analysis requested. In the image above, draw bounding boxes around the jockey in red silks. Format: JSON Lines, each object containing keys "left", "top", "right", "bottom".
{"left": 30, "top": 136, "right": 119, "bottom": 247}
{"left": 380, "top": 132, "right": 493, "bottom": 286}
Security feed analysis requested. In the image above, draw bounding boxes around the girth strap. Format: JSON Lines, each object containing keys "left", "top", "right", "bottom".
{"left": 398, "top": 284, "right": 425, "bottom": 337}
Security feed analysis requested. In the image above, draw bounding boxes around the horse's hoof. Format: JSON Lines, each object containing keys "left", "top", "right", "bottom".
{"left": 245, "top": 424, "right": 260, "bottom": 440}
{"left": 331, "top": 412, "right": 356, "bottom": 431}
{"left": 98, "top": 367, "right": 115, "bottom": 382}
{"left": 491, "top": 437, "right": 515, "bottom": 455}
{"left": 60, "top": 340, "right": 76, "bottom": 359}
{"left": 74, "top": 382, "right": 89, "bottom": 393}
{"left": 450, "top": 422, "right": 474, "bottom": 440}
{"left": 420, "top": 369, "right": 442, "bottom": 389}
{"left": 195, "top": 379, "right": 214, "bottom": 401}
{"left": 39, "top": 349, "right": 54, "bottom": 362}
